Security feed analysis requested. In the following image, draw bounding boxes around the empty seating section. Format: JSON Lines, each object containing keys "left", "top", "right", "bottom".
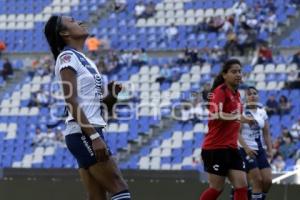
{"left": 0, "top": 0, "right": 106, "bottom": 52}
{"left": 281, "top": 28, "right": 300, "bottom": 48}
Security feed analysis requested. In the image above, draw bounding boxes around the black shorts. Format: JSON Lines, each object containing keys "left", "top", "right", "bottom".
{"left": 201, "top": 148, "right": 246, "bottom": 176}
{"left": 65, "top": 127, "right": 112, "bottom": 169}
{"left": 239, "top": 148, "right": 271, "bottom": 172}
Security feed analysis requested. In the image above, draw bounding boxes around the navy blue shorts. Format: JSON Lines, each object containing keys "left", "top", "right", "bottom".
{"left": 65, "top": 127, "right": 112, "bottom": 169}
{"left": 239, "top": 148, "right": 271, "bottom": 172}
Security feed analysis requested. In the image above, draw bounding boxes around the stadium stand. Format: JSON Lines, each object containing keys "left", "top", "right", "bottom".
{"left": 0, "top": 0, "right": 300, "bottom": 176}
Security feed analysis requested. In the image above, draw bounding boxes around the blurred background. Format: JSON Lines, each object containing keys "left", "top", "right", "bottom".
{"left": 0, "top": 0, "right": 300, "bottom": 199}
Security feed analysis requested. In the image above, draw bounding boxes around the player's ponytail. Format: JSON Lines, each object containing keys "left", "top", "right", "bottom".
{"left": 44, "top": 15, "right": 66, "bottom": 61}
{"left": 211, "top": 58, "right": 241, "bottom": 92}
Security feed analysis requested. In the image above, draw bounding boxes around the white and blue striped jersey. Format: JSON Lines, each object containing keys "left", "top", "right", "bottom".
{"left": 239, "top": 107, "right": 268, "bottom": 150}
{"left": 55, "top": 47, "right": 106, "bottom": 136}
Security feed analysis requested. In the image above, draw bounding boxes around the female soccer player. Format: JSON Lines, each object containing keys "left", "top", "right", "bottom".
{"left": 44, "top": 16, "right": 131, "bottom": 200}
{"left": 199, "top": 59, "right": 249, "bottom": 200}
{"left": 239, "top": 87, "right": 272, "bottom": 200}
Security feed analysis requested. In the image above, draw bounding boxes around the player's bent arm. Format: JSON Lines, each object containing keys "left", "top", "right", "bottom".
{"left": 238, "top": 130, "right": 249, "bottom": 150}
{"left": 60, "top": 67, "right": 99, "bottom": 137}
{"left": 239, "top": 129, "right": 257, "bottom": 157}
{"left": 103, "top": 94, "right": 117, "bottom": 117}
{"left": 102, "top": 81, "right": 122, "bottom": 117}
{"left": 263, "top": 120, "right": 273, "bottom": 156}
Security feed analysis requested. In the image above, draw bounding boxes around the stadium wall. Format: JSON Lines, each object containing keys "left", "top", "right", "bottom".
{"left": 0, "top": 169, "right": 299, "bottom": 200}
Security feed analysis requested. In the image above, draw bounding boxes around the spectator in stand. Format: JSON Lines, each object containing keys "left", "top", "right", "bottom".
{"left": 236, "top": 28, "right": 248, "bottom": 56}
{"left": 2, "top": 58, "right": 14, "bottom": 80}
{"left": 118, "top": 50, "right": 132, "bottom": 67}
{"left": 285, "top": 69, "right": 300, "bottom": 89}
{"left": 28, "top": 90, "right": 49, "bottom": 107}
{"left": 243, "top": 29, "right": 257, "bottom": 54}
{"left": 287, "top": 70, "right": 299, "bottom": 82}
{"left": 96, "top": 56, "right": 108, "bottom": 74}
{"left": 45, "top": 128, "right": 55, "bottom": 147}
{"left": 54, "top": 127, "right": 65, "bottom": 147}
{"left": 180, "top": 102, "right": 193, "bottom": 123}
{"left": 232, "top": 0, "right": 247, "bottom": 30}
{"left": 264, "top": 0, "right": 277, "bottom": 12}
{"left": 106, "top": 50, "right": 120, "bottom": 72}
{"left": 256, "top": 42, "right": 273, "bottom": 64}
{"left": 279, "top": 134, "right": 297, "bottom": 159}
{"left": 85, "top": 34, "right": 101, "bottom": 58}
{"left": 273, "top": 50, "right": 286, "bottom": 64}
{"left": 131, "top": 50, "right": 141, "bottom": 66}
{"left": 36, "top": 90, "right": 50, "bottom": 107}
{"left": 201, "top": 83, "right": 211, "bottom": 102}
{"left": 232, "top": 0, "right": 247, "bottom": 17}
{"left": 224, "top": 29, "right": 237, "bottom": 57}
{"left": 210, "top": 46, "right": 225, "bottom": 64}
{"left": 28, "top": 93, "right": 39, "bottom": 107}
{"left": 272, "top": 127, "right": 289, "bottom": 151}
{"left": 253, "top": 1, "right": 263, "bottom": 15}
{"left": 189, "top": 49, "right": 199, "bottom": 64}
{"left": 207, "top": 16, "right": 225, "bottom": 32}
{"left": 278, "top": 95, "right": 291, "bottom": 115}
{"left": 221, "top": 16, "right": 234, "bottom": 32}
{"left": 156, "top": 64, "right": 173, "bottom": 83}
{"left": 0, "top": 40, "right": 6, "bottom": 58}
{"left": 291, "top": 0, "right": 300, "bottom": 7}
{"left": 291, "top": 50, "right": 300, "bottom": 69}
{"left": 271, "top": 153, "right": 286, "bottom": 172}
{"left": 191, "top": 95, "right": 208, "bottom": 122}
{"left": 291, "top": 118, "right": 300, "bottom": 140}
{"left": 114, "top": 0, "right": 126, "bottom": 12}
{"left": 265, "top": 95, "right": 279, "bottom": 115}
{"left": 135, "top": 1, "right": 146, "bottom": 18}
{"left": 166, "top": 23, "right": 178, "bottom": 41}
{"left": 260, "top": 10, "right": 277, "bottom": 33}
{"left": 143, "top": 1, "right": 156, "bottom": 18}
{"left": 198, "top": 48, "right": 210, "bottom": 64}
{"left": 139, "top": 48, "right": 148, "bottom": 65}
{"left": 194, "top": 17, "right": 209, "bottom": 33}
{"left": 31, "top": 127, "right": 47, "bottom": 147}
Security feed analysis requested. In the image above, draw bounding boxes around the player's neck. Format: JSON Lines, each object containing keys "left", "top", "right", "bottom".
{"left": 247, "top": 105, "right": 257, "bottom": 110}
{"left": 66, "top": 40, "right": 85, "bottom": 52}
{"left": 225, "top": 83, "right": 238, "bottom": 93}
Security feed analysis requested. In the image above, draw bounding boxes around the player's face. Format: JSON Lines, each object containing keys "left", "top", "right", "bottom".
{"left": 223, "top": 64, "right": 242, "bottom": 88}
{"left": 246, "top": 88, "right": 258, "bottom": 103}
{"left": 60, "top": 16, "right": 89, "bottom": 39}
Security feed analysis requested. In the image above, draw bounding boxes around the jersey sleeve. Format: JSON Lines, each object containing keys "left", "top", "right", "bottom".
{"left": 262, "top": 108, "right": 268, "bottom": 120}
{"left": 209, "top": 88, "right": 226, "bottom": 114}
{"left": 56, "top": 51, "right": 80, "bottom": 73}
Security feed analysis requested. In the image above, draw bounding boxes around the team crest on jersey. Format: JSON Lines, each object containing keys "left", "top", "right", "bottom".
{"left": 60, "top": 53, "right": 72, "bottom": 64}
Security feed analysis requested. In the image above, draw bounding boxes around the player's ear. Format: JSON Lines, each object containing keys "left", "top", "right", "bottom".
{"left": 222, "top": 72, "right": 227, "bottom": 80}
{"left": 59, "top": 30, "right": 70, "bottom": 37}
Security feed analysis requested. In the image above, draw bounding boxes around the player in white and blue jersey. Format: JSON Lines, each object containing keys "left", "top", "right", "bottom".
{"left": 239, "top": 86, "right": 273, "bottom": 200}
{"left": 44, "top": 15, "right": 131, "bottom": 200}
